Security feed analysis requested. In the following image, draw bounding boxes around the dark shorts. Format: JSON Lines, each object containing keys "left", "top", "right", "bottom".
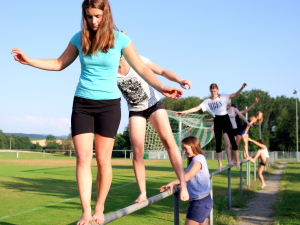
{"left": 260, "top": 157, "right": 269, "bottom": 166}
{"left": 186, "top": 194, "right": 214, "bottom": 223}
{"left": 71, "top": 96, "right": 121, "bottom": 138}
{"left": 129, "top": 100, "right": 166, "bottom": 119}
{"left": 237, "top": 129, "right": 250, "bottom": 136}
{"left": 224, "top": 128, "right": 238, "bottom": 136}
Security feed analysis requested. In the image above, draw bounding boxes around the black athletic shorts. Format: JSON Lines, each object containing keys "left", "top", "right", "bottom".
{"left": 71, "top": 96, "right": 121, "bottom": 138}
{"left": 129, "top": 100, "right": 166, "bottom": 119}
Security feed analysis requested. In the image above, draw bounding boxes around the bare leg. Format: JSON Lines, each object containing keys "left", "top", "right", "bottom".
{"left": 92, "top": 135, "right": 115, "bottom": 225}
{"left": 217, "top": 152, "right": 223, "bottom": 170}
{"left": 150, "top": 109, "right": 189, "bottom": 201}
{"left": 73, "top": 133, "right": 94, "bottom": 225}
{"left": 247, "top": 150, "right": 263, "bottom": 163}
{"left": 223, "top": 133, "right": 232, "bottom": 165}
{"left": 233, "top": 150, "right": 240, "bottom": 169}
{"left": 185, "top": 218, "right": 208, "bottom": 225}
{"left": 236, "top": 135, "right": 242, "bottom": 149}
{"left": 258, "top": 165, "right": 266, "bottom": 188}
{"left": 129, "top": 116, "right": 148, "bottom": 203}
{"left": 242, "top": 134, "right": 249, "bottom": 158}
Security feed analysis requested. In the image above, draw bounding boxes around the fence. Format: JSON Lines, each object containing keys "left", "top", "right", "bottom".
{"left": 88, "top": 153, "right": 278, "bottom": 225}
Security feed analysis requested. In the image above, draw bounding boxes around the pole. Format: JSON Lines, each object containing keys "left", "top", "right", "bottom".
{"left": 174, "top": 191, "right": 180, "bottom": 225}
{"left": 10, "top": 138, "right": 12, "bottom": 150}
{"left": 294, "top": 89, "right": 299, "bottom": 161}
{"left": 240, "top": 162, "right": 243, "bottom": 195}
{"left": 228, "top": 168, "right": 232, "bottom": 210}
{"left": 210, "top": 177, "right": 214, "bottom": 225}
{"left": 178, "top": 119, "right": 182, "bottom": 147}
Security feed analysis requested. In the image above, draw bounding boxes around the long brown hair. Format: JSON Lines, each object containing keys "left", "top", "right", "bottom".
{"left": 81, "top": 0, "right": 117, "bottom": 55}
{"left": 253, "top": 111, "right": 264, "bottom": 124}
{"left": 182, "top": 136, "right": 203, "bottom": 167}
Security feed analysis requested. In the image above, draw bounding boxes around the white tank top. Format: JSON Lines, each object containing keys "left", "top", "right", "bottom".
{"left": 261, "top": 148, "right": 270, "bottom": 158}
{"left": 228, "top": 107, "right": 237, "bottom": 129}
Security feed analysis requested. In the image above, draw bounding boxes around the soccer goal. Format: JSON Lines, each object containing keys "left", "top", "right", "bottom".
{"left": 145, "top": 110, "right": 214, "bottom": 151}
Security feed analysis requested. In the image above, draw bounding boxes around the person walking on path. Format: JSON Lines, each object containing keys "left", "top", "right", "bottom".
{"left": 12, "top": 1, "right": 184, "bottom": 224}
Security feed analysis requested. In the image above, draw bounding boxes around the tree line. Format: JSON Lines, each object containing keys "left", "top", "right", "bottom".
{"left": 115, "top": 89, "right": 299, "bottom": 152}
{"left": 0, "top": 131, "right": 74, "bottom": 150}
{"left": 1, "top": 88, "right": 298, "bottom": 152}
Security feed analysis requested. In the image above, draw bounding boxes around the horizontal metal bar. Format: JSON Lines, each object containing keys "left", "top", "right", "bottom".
{"left": 90, "top": 189, "right": 177, "bottom": 225}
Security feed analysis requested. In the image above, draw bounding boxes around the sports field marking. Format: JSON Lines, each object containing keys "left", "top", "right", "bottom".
{"left": 0, "top": 172, "right": 174, "bottom": 220}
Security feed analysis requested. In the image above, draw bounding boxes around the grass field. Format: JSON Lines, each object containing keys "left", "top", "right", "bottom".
{"left": 273, "top": 162, "right": 300, "bottom": 225}
{"left": 0, "top": 152, "right": 268, "bottom": 225}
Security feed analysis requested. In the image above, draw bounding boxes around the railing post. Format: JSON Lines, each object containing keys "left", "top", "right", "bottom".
{"left": 253, "top": 161, "right": 256, "bottom": 181}
{"left": 210, "top": 176, "right": 213, "bottom": 225}
{"left": 69, "top": 150, "right": 72, "bottom": 158}
{"left": 240, "top": 162, "right": 243, "bottom": 195}
{"left": 174, "top": 191, "right": 180, "bottom": 225}
{"left": 228, "top": 167, "right": 232, "bottom": 210}
{"left": 246, "top": 161, "right": 250, "bottom": 186}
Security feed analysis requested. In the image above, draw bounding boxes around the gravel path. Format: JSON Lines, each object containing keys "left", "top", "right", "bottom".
{"left": 235, "top": 162, "right": 287, "bottom": 225}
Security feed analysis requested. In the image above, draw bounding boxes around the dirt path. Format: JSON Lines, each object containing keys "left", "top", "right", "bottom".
{"left": 235, "top": 162, "right": 287, "bottom": 225}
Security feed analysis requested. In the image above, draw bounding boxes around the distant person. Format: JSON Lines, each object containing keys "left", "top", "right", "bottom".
{"left": 118, "top": 33, "right": 191, "bottom": 203}
{"left": 240, "top": 111, "right": 264, "bottom": 158}
{"left": 160, "top": 136, "right": 213, "bottom": 225}
{"left": 247, "top": 137, "right": 269, "bottom": 188}
{"left": 176, "top": 83, "right": 247, "bottom": 170}
{"left": 12, "top": 1, "right": 184, "bottom": 224}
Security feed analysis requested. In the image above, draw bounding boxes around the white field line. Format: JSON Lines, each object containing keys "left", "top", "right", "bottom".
{"left": 0, "top": 172, "right": 174, "bottom": 220}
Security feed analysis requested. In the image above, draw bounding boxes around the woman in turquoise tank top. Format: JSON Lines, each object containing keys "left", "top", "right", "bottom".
{"left": 12, "top": 1, "right": 187, "bottom": 224}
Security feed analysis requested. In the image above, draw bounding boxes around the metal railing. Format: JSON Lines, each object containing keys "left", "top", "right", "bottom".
{"left": 89, "top": 154, "right": 278, "bottom": 225}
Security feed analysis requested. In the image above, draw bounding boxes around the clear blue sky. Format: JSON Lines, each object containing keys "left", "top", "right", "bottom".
{"left": 1, "top": 0, "right": 299, "bottom": 136}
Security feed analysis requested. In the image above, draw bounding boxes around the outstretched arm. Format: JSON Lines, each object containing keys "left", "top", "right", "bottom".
{"left": 248, "top": 137, "right": 267, "bottom": 149}
{"left": 123, "top": 43, "right": 183, "bottom": 99}
{"left": 146, "top": 60, "right": 192, "bottom": 90}
{"left": 229, "top": 83, "right": 247, "bottom": 99}
{"left": 240, "top": 97, "right": 260, "bottom": 114}
{"left": 176, "top": 105, "right": 202, "bottom": 116}
{"left": 160, "top": 161, "right": 202, "bottom": 193}
{"left": 234, "top": 108, "right": 251, "bottom": 126}
{"left": 12, "top": 42, "right": 79, "bottom": 71}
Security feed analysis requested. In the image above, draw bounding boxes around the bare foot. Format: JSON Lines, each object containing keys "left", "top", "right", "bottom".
{"left": 77, "top": 211, "right": 92, "bottom": 225}
{"left": 262, "top": 183, "right": 266, "bottom": 188}
{"left": 236, "top": 161, "right": 241, "bottom": 170}
{"left": 92, "top": 210, "right": 105, "bottom": 225}
{"left": 218, "top": 167, "right": 222, "bottom": 171}
{"left": 180, "top": 185, "right": 189, "bottom": 201}
{"left": 134, "top": 192, "right": 148, "bottom": 203}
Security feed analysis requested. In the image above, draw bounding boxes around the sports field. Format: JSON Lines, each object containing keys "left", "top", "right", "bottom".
{"left": 0, "top": 152, "right": 258, "bottom": 225}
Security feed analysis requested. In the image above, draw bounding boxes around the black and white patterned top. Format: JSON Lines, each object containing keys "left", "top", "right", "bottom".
{"left": 117, "top": 56, "right": 161, "bottom": 111}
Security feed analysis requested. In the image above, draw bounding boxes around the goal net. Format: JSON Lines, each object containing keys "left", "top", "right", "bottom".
{"left": 145, "top": 110, "right": 214, "bottom": 150}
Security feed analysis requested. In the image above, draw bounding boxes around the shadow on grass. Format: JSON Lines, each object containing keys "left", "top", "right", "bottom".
{"left": 0, "top": 222, "right": 18, "bottom": 225}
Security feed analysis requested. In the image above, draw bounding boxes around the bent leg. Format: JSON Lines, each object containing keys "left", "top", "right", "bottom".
{"left": 93, "top": 135, "right": 115, "bottom": 224}
{"left": 150, "top": 109, "right": 189, "bottom": 201}
{"left": 73, "top": 133, "right": 94, "bottom": 225}
{"left": 129, "top": 116, "right": 148, "bottom": 203}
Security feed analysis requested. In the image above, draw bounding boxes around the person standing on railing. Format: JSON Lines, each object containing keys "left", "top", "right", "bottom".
{"left": 240, "top": 111, "right": 264, "bottom": 158}
{"left": 176, "top": 83, "right": 247, "bottom": 170}
{"left": 247, "top": 137, "right": 269, "bottom": 188}
{"left": 160, "top": 136, "right": 213, "bottom": 225}
{"left": 11, "top": 1, "right": 185, "bottom": 224}
{"left": 118, "top": 31, "right": 191, "bottom": 204}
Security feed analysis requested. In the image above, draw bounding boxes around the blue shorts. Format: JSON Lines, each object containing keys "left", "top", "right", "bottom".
{"left": 186, "top": 194, "right": 214, "bottom": 223}
{"left": 237, "top": 130, "right": 250, "bottom": 136}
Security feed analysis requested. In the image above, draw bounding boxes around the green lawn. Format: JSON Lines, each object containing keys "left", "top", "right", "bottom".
{"left": 272, "top": 162, "right": 300, "bottom": 225}
{"left": 0, "top": 154, "right": 271, "bottom": 225}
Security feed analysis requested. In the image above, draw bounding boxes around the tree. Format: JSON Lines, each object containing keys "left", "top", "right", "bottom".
{"left": 45, "top": 135, "right": 62, "bottom": 149}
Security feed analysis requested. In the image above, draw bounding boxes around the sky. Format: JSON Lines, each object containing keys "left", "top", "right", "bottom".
{"left": 1, "top": 0, "right": 299, "bottom": 136}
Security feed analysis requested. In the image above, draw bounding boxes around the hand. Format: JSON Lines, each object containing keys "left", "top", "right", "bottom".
{"left": 255, "top": 97, "right": 260, "bottom": 102}
{"left": 175, "top": 111, "right": 184, "bottom": 116}
{"left": 161, "top": 86, "right": 183, "bottom": 99}
{"left": 160, "top": 183, "right": 179, "bottom": 194}
{"left": 247, "top": 123, "right": 253, "bottom": 127}
{"left": 242, "top": 83, "right": 247, "bottom": 88}
{"left": 180, "top": 80, "right": 192, "bottom": 90}
{"left": 12, "top": 48, "right": 31, "bottom": 65}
